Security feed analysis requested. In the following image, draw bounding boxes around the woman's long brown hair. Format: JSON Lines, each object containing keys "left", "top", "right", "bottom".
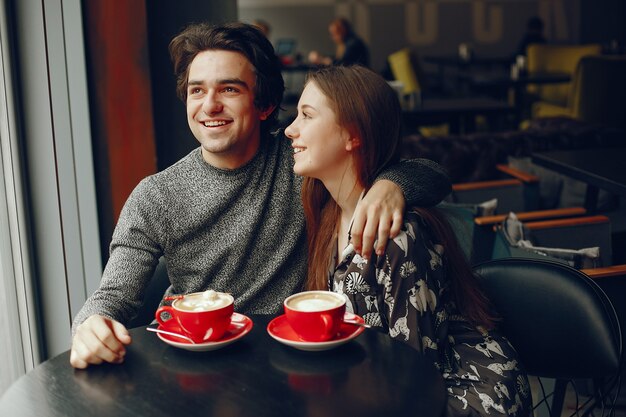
{"left": 302, "top": 65, "right": 401, "bottom": 291}
{"left": 410, "top": 207, "right": 497, "bottom": 328}
{"left": 301, "top": 65, "right": 496, "bottom": 329}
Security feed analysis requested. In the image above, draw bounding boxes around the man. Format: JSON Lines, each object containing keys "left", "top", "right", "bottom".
{"left": 70, "top": 22, "right": 450, "bottom": 368}
{"left": 515, "top": 16, "right": 546, "bottom": 57}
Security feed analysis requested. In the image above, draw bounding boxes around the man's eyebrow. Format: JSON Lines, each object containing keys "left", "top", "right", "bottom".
{"left": 187, "top": 78, "right": 251, "bottom": 90}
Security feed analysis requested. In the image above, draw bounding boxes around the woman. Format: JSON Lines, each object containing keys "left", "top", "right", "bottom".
{"left": 284, "top": 65, "right": 532, "bottom": 417}
{"left": 308, "top": 18, "right": 369, "bottom": 67}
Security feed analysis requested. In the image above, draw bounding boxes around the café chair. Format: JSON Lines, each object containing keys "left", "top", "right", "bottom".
{"left": 533, "top": 55, "right": 626, "bottom": 130}
{"left": 387, "top": 47, "right": 425, "bottom": 96}
{"left": 526, "top": 43, "right": 602, "bottom": 107}
{"left": 583, "top": 264, "right": 626, "bottom": 409}
{"left": 468, "top": 206, "right": 587, "bottom": 265}
{"left": 474, "top": 206, "right": 587, "bottom": 229}
{"left": 439, "top": 199, "right": 499, "bottom": 264}
{"left": 491, "top": 212, "right": 613, "bottom": 267}
{"left": 388, "top": 48, "right": 449, "bottom": 136}
{"left": 490, "top": 212, "right": 626, "bottom": 346}
{"left": 127, "top": 257, "right": 171, "bottom": 328}
{"left": 444, "top": 165, "right": 540, "bottom": 263}
{"left": 444, "top": 205, "right": 586, "bottom": 266}
{"left": 445, "top": 164, "right": 540, "bottom": 214}
{"left": 473, "top": 258, "right": 622, "bottom": 417}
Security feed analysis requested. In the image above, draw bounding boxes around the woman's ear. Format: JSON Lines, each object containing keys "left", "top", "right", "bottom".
{"left": 346, "top": 136, "right": 361, "bottom": 151}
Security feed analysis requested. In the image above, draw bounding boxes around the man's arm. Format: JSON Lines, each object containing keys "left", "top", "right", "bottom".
{"left": 376, "top": 158, "right": 451, "bottom": 207}
{"left": 70, "top": 179, "right": 164, "bottom": 368}
{"left": 350, "top": 158, "right": 450, "bottom": 259}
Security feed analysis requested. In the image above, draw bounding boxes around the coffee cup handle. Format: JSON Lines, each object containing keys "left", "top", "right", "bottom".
{"left": 320, "top": 313, "right": 336, "bottom": 340}
{"left": 155, "top": 305, "right": 175, "bottom": 327}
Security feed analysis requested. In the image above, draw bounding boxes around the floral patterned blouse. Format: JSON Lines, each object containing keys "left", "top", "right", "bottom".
{"left": 330, "top": 210, "right": 533, "bottom": 417}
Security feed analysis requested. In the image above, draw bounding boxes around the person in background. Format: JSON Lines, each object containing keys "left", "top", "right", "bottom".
{"left": 69, "top": 22, "right": 451, "bottom": 369}
{"left": 285, "top": 65, "right": 532, "bottom": 417}
{"left": 516, "top": 16, "right": 546, "bottom": 57}
{"left": 308, "top": 17, "right": 369, "bottom": 67}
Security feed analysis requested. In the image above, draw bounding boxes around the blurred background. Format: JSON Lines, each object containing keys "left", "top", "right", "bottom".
{"left": 1, "top": 0, "right": 624, "bottom": 401}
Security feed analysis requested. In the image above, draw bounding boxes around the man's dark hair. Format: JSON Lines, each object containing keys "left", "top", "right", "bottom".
{"left": 169, "top": 22, "right": 285, "bottom": 136}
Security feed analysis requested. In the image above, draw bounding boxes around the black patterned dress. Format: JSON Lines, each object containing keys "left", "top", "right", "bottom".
{"left": 330, "top": 210, "right": 533, "bottom": 417}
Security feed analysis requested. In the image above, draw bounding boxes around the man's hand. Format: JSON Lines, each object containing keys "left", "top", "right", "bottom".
{"left": 351, "top": 180, "right": 405, "bottom": 259}
{"left": 70, "top": 315, "right": 131, "bottom": 369}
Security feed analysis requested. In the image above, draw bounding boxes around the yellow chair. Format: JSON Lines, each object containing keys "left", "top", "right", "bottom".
{"left": 533, "top": 55, "right": 626, "bottom": 129}
{"left": 389, "top": 49, "right": 449, "bottom": 136}
{"left": 387, "top": 48, "right": 424, "bottom": 95}
{"left": 526, "top": 43, "right": 602, "bottom": 108}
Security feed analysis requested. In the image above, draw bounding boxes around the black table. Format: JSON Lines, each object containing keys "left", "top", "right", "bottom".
{"left": 0, "top": 315, "right": 446, "bottom": 417}
{"left": 459, "top": 71, "right": 571, "bottom": 120}
{"left": 402, "top": 97, "right": 514, "bottom": 134}
{"left": 422, "top": 55, "right": 513, "bottom": 93}
{"left": 463, "top": 71, "right": 571, "bottom": 89}
{"left": 423, "top": 55, "right": 513, "bottom": 66}
{"left": 532, "top": 147, "right": 626, "bottom": 212}
{"left": 423, "top": 55, "right": 513, "bottom": 75}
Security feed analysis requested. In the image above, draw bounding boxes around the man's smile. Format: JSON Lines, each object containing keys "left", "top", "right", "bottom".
{"left": 203, "top": 120, "right": 231, "bottom": 127}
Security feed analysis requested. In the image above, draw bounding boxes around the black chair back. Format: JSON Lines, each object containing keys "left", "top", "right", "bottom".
{"left": 127, "top": 257, "right": 171, "bottom": 328}
{"left": 473, "top": 258, "right": 622, "bottom": 416}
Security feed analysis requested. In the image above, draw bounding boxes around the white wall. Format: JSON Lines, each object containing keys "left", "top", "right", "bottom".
{"left": 0, "top": 0, "right": 102, "bottom": 394}
{"left": 13, "top": 0, "right": 103, "bottom": 359}
{"left": 0, "top": 0, "right": 42, "bottom": 395}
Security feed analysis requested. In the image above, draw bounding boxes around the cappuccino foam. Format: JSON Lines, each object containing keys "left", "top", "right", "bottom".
{"left": 176, "top": 290, "right": 232, "bottom": 312}
{"left": 288, "top": 293, "right": 343, "bottom": 312}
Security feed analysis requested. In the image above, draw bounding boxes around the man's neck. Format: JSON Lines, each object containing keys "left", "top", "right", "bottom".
{"left": 200, "top": 137, "right": 262, "bottom": 170}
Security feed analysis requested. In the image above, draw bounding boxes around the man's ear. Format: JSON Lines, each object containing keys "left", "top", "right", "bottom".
{"left": 259, "top": 105, "right": 277, "bottom": 121}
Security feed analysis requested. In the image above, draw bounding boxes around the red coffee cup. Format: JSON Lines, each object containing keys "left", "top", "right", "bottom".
{"left": 284, "top": 291, "right": 346, "bottom": 342}
{"left": 155, "top": 290, "right": 234, "bottom": 343}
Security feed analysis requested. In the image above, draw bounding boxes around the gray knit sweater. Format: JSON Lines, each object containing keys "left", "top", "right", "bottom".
{"left": 71, "top": 135, "right": 450, "bottom": 332}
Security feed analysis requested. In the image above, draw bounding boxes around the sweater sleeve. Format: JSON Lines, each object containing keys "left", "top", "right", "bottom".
{"left": 71, "top": 177, "right": 165, "bottom": 335}
{"left": 375, "top": 158, "right": 451, "bottom": 207}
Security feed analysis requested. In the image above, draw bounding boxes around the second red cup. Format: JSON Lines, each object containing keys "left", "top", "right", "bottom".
{"left": 284, "top": 291, "right": 346, "bottom": 342}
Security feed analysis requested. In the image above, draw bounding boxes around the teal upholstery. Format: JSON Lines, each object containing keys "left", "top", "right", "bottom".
{"left": 491, "top": 213, "right": 611, "bottom": 268}
{"left": 446, "top": 181, "right": 530, "bottom": 214}
{"left": 530, "top": 221, "right": 612, "bottom": 267}
{"left": 439, "top": 200, "right": 498, "bottom": 265}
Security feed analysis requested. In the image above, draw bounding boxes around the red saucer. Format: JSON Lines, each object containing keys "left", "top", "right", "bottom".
{"left": 155, "top": 312, "right": 253, "bottom": 352}
{"left": 267, "top": 313, "right": 365, "bottom": 351}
